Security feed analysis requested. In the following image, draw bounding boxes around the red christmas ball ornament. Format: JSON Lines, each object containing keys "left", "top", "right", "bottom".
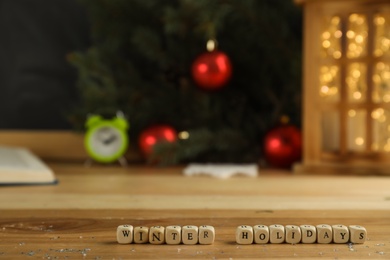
{"left": 138, "top": 125, "right": 177, "bottom": 157}
{"left": 264, "top": 123, "right": 302, "bottom": 168}
{"left": 191, "top": 50, "right": 232, "bottom": 90}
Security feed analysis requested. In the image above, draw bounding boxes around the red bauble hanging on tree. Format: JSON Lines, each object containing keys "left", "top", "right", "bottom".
{"left": 263, "top": 122, "right": 302, "bottom": 168}
{"left": 138, "top": 125, "right": 177, "bottom": 157}
{"left": 191, "top": 49, "right": 232, "bottom": 90}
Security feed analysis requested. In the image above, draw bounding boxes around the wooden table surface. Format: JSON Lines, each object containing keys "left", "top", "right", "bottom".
{"left": 0, "top": 164, "right": 389, "bottom": 259}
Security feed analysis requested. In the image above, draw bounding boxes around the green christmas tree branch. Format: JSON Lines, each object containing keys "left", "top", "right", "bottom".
{"left": 68, "top": 0, "right": 302, "bottom": 164}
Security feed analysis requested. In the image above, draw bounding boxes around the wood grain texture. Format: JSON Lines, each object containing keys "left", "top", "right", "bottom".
{"left": 0, "top": 164, "right": 389, "bottom": 259}
{"left": 0, "top": 131, "right": 86, "bottom": 161}
{"left": 0, "top": 131, "right": 142, "bottom": 162}
{"left": 0, "top": 210, "right": 388, "bottom": 259}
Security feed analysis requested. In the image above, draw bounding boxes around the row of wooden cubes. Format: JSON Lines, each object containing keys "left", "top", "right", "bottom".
{"left": 236, "top": 224, "right": 367, "bottom": 244}
{"left": 117, "top": 225, "right": 215, "bottom": 245}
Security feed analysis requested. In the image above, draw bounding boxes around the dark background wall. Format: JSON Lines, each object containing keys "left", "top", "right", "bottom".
{"left": 0, "top": 0, "right": 90, "bottom": 129}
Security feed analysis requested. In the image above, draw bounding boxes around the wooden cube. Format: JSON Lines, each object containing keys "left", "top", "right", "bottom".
{"left": 253, "top": 225, "right": 269, "bottom": 244}
{"left": 285, "top": 225, "right": 301, "bottom": 244}
{"left": 300, "top": 225, "right": 316, "bottom": 243}
{"left": 199, "top": 225, "right": 215, "bottom": 245}
{"left": 349, "top": 225, "right": 366, "bottom": 244}
{"left": 134, "top": 226, "right": 149, "bottom": 244}
{"left": 236, "top": 225, "right": 253, "bottom": 244}
{"left": 316, "top": 224, "right": 332, "bottom": 244}
{"left": 269, "top": 224, "right": 285, "bottom": 244}
{"left": 165, "top": 225, "right": 182, "bottom": 245}
{"left": 149, "top": 226, "right": 165, "bottom": 245}
{"left": 116, "top": 224, "right": 133, "bottom": 244}
{"left": 182, "top": 225, "right": 199, "bottom": 245}
{"left": 332, "top": 224, "right": 349, "bottom": 243}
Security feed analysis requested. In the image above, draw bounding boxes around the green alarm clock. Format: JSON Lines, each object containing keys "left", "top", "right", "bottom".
{"left": 84, "top": 113, "right": 129, "bottom": 163}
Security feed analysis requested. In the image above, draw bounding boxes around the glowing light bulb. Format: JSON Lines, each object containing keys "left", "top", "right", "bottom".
{"left": 349, "top": 43, "right": 357, "bottom": 52}
{"left": 322, "top": 40, "right": 331, "bottom": 48}
{"left": 384, "top": 72, "right": 390, "bottom": 80}
{"left": 352, "top": 70, "right": 361, "bottom": 78}
{"left": 206, "top": 39, "right": 216, "bottom": 52}
{"left": 331, "top": 16, "right": 340, "bottom": 25}
{"left": 321, "top": 85, "right": 330, "bottom": 94}
{"left": 322, "top": 31, "right": 331, "bottom": 39}
{"left": 355, "top": 137, "right": 364, "bottom": 146}
{"left": 355, "top": 34, "right": 364, "bottom": 43}
{"left": 381, "top": 38, "right": 390, "bottom": 46}
{"left": 334, "top": 30, "right": 342, "bottom": 38}
{"left": 353, "top": 91, "right": 362, "bottom": 99}
{"left": 348, "top": 109, "right": 356, "bottom": 117}
{"left": 333, "top": 51, "right": 342, "bottom": 59}
{"left": 375, "top": 16, "right": 385, "bottom": 25}
{"left": 178, "top": 131, "right": 190, "bottom": 140}
{"left": 377, "top": 62, "right": 385, "bottom": 70}
{"left": 349, "top": 14, "right": 358, "bottom": 22}
{"left": 356, "top": 16, "right": 365, "bottom": 25}
{"left": 371, "top": 108, "right": 384, "bottom": 119}
{"left": 331, "top": 68, "right": 339, "bottom": 76}
{"left": 322, "top": 73, "right": 332, "bottom": 82}
{"left": 347, "top": 30, "right": 355, "bottom": 39}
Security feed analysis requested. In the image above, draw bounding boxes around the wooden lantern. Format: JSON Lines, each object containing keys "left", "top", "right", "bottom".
{"left": 294, "top": 0, "right": 390, "bottom": 174}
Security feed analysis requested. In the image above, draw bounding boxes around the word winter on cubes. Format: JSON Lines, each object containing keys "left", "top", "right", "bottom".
{"left": 117, "top": 225, "right": 215, "bottom": 245}
{"left": 236, "top": 224, "right": 367, "bottom": 244}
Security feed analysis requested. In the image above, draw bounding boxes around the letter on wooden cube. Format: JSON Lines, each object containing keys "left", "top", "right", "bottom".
{"left": 332, "top": 224, "right": 349, "bottom": 243}
{"left": 199, "top": 225, "right": 215, "bottom": 245}
{"left": 236, "top": 225, "right": 253, "bottom": 244}
{"left": 134, "top": 226, "right": 149, "bottom": 244}
{"left": 253, "top": 225, "right": 269, "bottom": 244}
{"left": 182, "top": 225, "right": 199, "bottom": 245}
{"left": 300, "top": 225, "right": 316, "bottom": 243}
{"left": 149, "top": 226, "right": 165, "bottom": 245}
{"left": 269, "top": 224, "right": 285, "bottom": 244}
{"left": 117, "top": 224, "right": 133, "bottom": 244}
{"left": 165, "top": 225, "right": 182, "bottom": 245}
{"left": 316, "top": 224, "right": 332, "bottom": 244}
{"left": 285, "top": 225, "right": 301, "bottom": 244}
{"left": 349, "top": 225, "right": 366, "bottom": 244}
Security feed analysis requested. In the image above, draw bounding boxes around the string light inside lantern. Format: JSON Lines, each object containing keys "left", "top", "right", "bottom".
{"left": 347, "top": 13, "right": 368, "bottom": 59}
{"left": 319, "top": 65, "right": 339, "bottom": 101}
{"left": 320, "top": 10, "right": 390, "bottom": 153}
{"left": 298, "top": 0, "right": 390, "bottom": 175}
{"left": 321, "top": 16, "right": 342, "bottom": 59}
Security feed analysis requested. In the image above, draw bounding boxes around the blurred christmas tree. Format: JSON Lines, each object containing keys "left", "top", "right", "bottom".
{"left": 68, "top": 0, "right": 302, "bottom": 165}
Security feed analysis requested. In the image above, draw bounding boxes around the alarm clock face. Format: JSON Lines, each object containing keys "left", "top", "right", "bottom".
{"left": 89, "top": 126, "right": 124, "bottom": 158}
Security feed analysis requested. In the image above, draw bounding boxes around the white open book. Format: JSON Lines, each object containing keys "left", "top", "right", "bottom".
{"left": 0, "top": 146, "right": 57, "bottom": 185}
